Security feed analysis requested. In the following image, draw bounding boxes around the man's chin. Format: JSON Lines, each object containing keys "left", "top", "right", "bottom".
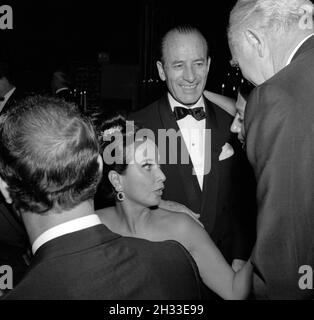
{"left": 177, "top": 95, "right": 202, "bottom": 106}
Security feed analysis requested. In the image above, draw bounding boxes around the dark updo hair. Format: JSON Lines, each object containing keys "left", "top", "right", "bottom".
{"left": 97, "top": 114, "right": 144, "bottom": 202}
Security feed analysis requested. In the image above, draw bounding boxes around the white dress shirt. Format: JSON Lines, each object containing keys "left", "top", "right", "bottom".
{"left": 168, "top": 93, "right": 206, "bottom": 189}
{"left": 32, "top": 214, "right": 102, "bottom": 255}
{"left": 0, "top": 87, "right": 16, "bottom": 113}
{"left": 286, "top": 33, "right": 314, "bottom": 66}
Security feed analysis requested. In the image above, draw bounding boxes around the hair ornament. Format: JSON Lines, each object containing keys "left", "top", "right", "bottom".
{"left": 102, "top": 125, "right": 123, "bottom": 140}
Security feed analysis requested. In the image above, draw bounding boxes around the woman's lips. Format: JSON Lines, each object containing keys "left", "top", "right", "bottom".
{"left": 154, "top": 187, "right": 164, "bottom": 196}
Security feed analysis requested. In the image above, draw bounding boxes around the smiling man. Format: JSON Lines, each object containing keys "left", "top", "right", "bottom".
{"left": 130, "top": 25, "right": 257, "bottom": 298}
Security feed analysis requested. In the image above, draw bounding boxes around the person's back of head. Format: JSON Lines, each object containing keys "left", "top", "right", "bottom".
{"left": 0, "top": 95, "right": 101, "bottom": 215}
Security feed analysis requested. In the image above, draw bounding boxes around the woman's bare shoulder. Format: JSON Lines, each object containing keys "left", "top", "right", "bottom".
{"left": 151, "top": 208, "right": 197, "bottom": 235}
{"left": 150, "top": 208, "right": 208, "bottom": 253}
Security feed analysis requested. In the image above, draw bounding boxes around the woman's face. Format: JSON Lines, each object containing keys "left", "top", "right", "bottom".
{"left": 120, "top": 138, "right": 166, "bottom": 208}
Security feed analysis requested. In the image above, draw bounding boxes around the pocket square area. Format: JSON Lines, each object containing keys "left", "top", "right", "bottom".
{"left": 219, "top": 143, "right": 234, "bottom": 161}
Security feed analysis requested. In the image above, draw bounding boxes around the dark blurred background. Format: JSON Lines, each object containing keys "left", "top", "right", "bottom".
{"left": 1, "top": 0, "right": 245, "bottom": 114}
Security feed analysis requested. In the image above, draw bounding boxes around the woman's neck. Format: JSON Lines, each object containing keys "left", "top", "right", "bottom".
{"left": 114, "top": 201, "right": 150, "bottom": 236}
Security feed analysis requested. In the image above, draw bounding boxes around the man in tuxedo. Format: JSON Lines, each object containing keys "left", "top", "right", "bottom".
{"left": 130, "top": 25, "right": 256, "bottom": 279}
{"left": 228, "top": 0, "right": 314, "bottom": 299}
{"left": 0, "top": 61, "right": 29, "bottom": 294}
{"left": 0, "top": 95, "right": 202, "bottom": 299}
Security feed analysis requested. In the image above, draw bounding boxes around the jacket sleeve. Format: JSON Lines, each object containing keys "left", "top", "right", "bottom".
{"left": 245, "top": 84, "right": 314, "bottom": 299}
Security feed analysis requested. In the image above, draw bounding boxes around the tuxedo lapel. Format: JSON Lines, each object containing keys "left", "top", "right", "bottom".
{"left": 157, "top": 96, "right": 202, "bottom": 212}
{"left": 200, "top": 98, "right": 224, "bottom": 232}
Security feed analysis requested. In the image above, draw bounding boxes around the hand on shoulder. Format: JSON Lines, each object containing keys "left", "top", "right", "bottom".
{"left": 158, "top": 199, "right": 204, "bottom": 228}
{"left": 203, "top": 90, "right": 236, "bottom": 116}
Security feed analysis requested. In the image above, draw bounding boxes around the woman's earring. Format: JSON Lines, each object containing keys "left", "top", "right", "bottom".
{"left": 116, "top": 191, "right": 125, "bottom": 201}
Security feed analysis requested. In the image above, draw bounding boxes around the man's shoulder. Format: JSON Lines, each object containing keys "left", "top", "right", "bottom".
{"left": 203, "top": 90, "right": 236, "bottom": 117}
{"left": 129, "top": 97, "right": 163, "bottom": 121}
{"left": 247, "top": 79, "right": 292, "bottom": 115}
{"left": 254, "top": 53, "right": 312, "bottom": 102}
{"left": 128, "top": 96, "right": 166, "bottom": 130}
{"left": 204, "top": 94, "right": 235, "bottom": 128}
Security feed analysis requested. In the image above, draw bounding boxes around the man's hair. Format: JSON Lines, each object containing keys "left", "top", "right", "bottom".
{"left": 159, "top": 25, "right": 209, "bottom": 64}
{"left": 228, "top": 0, "right": 314, "bottom": 51}
{"left": 0, "top": 95, "right": 101, "bottom": 214}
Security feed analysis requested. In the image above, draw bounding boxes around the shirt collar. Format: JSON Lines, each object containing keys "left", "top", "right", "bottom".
{"left": 0, "top": 87, "right": 16, "bottom": 113}
{"left": 32, "top": 214, "right": 102, "bottom": 255}
{"left": 286, "top": 33, "right": 314, "bottom": 66}
{"left": 168, "top": 93, "right": 204, "bottom": 112}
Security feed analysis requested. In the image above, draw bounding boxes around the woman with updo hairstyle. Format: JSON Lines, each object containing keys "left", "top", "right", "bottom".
{"left": 96, "top": 114, "right": 135, "bottom": 204}
{"left": 96, "top": 114, "right": 253, "bottom": 300}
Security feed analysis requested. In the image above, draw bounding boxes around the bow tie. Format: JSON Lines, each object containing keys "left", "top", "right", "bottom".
{"left": 173, "top": 106, "right": 206, "bottom": 121}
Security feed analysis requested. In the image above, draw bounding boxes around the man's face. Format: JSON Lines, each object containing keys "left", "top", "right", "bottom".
{"left": 157, "top": 32, "right": 210, "bottom": 106}
{"left": 231, "top": 34, "right": 271, "bottom": 87}
{"left": 230, "top": 91, "right": 247, "bottom": 144}
{"left": 233, "top": 49, "right": 261, "bottom": 86}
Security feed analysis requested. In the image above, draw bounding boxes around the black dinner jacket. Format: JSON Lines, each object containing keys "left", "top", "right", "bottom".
{"left": 3, "top": 224, "right": 202, "bottom": 300}
{"left": 130, "top": 95, "right": 256, "bottom": 262}
{"left": 245, "top": 35, "right": 314, "bottom": 299}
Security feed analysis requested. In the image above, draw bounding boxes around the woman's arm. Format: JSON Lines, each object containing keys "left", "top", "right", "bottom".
{"left": 169, "top": 214, "right": 253, "bottom": 300}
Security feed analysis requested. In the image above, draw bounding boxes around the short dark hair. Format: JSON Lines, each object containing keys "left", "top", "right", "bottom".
{"left": 159, "top": 25, "right": 209, "bottom": 64}
{"left": 0, "top": 95, "right": 101, "bottom": 214}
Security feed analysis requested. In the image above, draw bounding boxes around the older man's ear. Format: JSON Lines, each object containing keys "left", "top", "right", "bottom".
{"left": 0, "top": 177, "right": 12, "bottom": 204}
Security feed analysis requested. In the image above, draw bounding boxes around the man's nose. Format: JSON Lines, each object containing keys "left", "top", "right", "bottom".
{"left": 156, "top": 166, "right": 166, "bottom": 183}
{"left": 230, "top": 115, "right": 241, "bottom": 133}
{"left": 183, "top": 66, "right": 196, "bottom": 82}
